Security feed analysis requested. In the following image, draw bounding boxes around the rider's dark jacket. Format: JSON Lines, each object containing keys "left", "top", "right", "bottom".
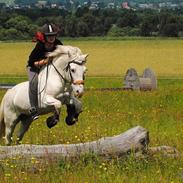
{"left": 28, "top": 39, "right": 63, "bottom": 71}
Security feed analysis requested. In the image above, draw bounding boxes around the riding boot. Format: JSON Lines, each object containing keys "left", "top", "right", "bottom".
{"left": 28, "top": 67, "right": 39, "bottom": 121}
{"left": 29, "top": 91, "right": 39, "bottom": 121}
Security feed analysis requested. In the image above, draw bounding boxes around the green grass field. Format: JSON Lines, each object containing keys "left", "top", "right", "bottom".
{"left": 0, "top": 39, "right": 183, "bottom": 182}
{"left": 1, "top": 39, "right": 183, "bottom": 77}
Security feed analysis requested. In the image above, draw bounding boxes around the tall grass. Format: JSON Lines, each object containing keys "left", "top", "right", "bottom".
{"left": 0, "top": 78, "right": 183, "bottom": 182}
{"left": 0, "top": 39, "right": 183, "bottom": 182}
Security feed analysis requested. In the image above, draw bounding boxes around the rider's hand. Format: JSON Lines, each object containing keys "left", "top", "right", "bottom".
{"left": 34, "top": 61, "right": 41, "bottom": 68}
{"left": 34, "top": 59, "right": 48, "bottom": 67}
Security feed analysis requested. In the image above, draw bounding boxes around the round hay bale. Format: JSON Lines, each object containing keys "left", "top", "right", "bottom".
{"left": 124, "top": 68, "right": 140, "bottom": 90}
{"left": 139, "top": 78, "right": 152, "bottom": 91}
{"left": 140, "top": 68, "right": 157, "bottom": 91}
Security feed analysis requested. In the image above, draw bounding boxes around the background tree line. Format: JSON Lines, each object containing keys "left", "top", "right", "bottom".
{"left": 1, "top": 7, "right": 183, "bottom": 40}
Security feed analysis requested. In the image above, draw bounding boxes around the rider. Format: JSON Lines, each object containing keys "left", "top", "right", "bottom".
{"left": 27, "top": 23, "right": 63, "bottom": 121}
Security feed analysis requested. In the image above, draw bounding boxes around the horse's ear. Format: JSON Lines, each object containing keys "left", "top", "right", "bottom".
{"left": 81, "top": 54, "right": 89, "bottom": 61}
{"left": 84, "top": 54, "right": 89, "bottom": 59}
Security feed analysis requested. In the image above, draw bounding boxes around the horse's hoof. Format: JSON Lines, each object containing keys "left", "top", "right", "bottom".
{"left": 65, "top": 116, "right": 78, "bottom": 126}
{"left": 46, "top": 116, "right": 58, "bottom": 129}
{"left": 46, "top": 119, "right": 58, "bottom": 129}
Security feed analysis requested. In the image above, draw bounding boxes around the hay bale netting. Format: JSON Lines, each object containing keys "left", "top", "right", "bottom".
{"left": 124, "top": 68, "right": 140, "bottom": 90}
{"left": 139, "top": 68, "right": 157, "bottom": 91}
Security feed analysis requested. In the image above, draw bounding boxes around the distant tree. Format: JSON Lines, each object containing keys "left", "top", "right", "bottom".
{"left": 177, "top": 17, "right": 183, "bottom": 32}
{"left": 36, "top": 17, "right": 54, "bottom": 26}
{"left": 0, "top": 28, "right": 20, "bottom": 40}
{"left": 65, "top": 17, "right": 78, "bottom": 37}
{"left": 91, "top": 9, "right": 100, "bottom": 17}
{"left": 0, "top": 11, "right": 11, "bottom": 28}
{"left": 82, "top": 14, "right": 96, "bottom": 35}
{"left": 128, "top": 27, "right": 141, "bottom": 36}
{"left": 107, "top": 25, "right": 125, "bottom": 37}
{"left": 0, "top": 28, "right": 7, "bottom": 40}
{"left": 103, "top": 17, "right": 113, "bottom": 33}
{"left": 116, "top": 10, "right": 139, "bottom": 28}
{"left": 74, "top": 1, "right": 80, "bottom": 9}
{"left": 162, "top": 23, "right": 178, "bottom": 37}
{"left": 0, "top": 3, "right": 6, "bottom": 9}
{"left": 5, "top": 16, "right": 31, "bottom": 32}
{"left": 76, "top": 21, "right": 89, "bottom": 36}
{"left": 93, "top": 17, "right": 105, "bottom": 35}
{"left": 140, "top": 14, "right": 159, "bottom": 36}
{"left": 15, "top": 0, "right": 37, "bottom": 5}
{"left": 75, "top": 7, "right": 89, "bottom": 17}
{"left": 2, "top": 7, "right": 183, "bottom": 39}
{"left": 140, "top": 21, "right": 152, "bottom": 36}
{"left": 102, "top": 9, "right": 118, "bottom": 19}
{"left": 98, "top": 2, "right": 105, "bottom": 9}
{"left": 65, "top": 0, "right": 72, "bottom": 10}
{"left": 158, "top": 12, "right": 170, "bottom": 35}
{"left": 158, "top": 11, "right": 180, "bottom": 37}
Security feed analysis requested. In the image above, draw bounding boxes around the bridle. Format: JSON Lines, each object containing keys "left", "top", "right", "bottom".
{"left": 51, "top": 60, "right": 85, "bottom": 85}
{"left": 37, "top": 59, "right": 85, "bottom": 106}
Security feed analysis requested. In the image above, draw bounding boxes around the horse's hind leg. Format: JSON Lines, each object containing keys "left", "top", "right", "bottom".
{"left": 4, "top": 114, "right": 20, "bottom": 145}
{"left": 16, "top": 116, "right": 32, "bottom": 144}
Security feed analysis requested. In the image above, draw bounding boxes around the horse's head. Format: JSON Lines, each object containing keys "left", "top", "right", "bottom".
{"left": 66, "top": 55, "right": 88, "bottom": 97}
{"left": 47, "top": 45, "right": 88, "bottom": 97}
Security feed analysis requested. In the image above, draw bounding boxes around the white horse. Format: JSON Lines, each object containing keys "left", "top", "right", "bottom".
{"left": 0, "top": 45, "right": 88, "bottom": 145}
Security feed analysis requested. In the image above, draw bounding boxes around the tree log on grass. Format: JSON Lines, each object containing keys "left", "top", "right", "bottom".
{"left": 0, "top": 126, "right": 149, "bottom": 160}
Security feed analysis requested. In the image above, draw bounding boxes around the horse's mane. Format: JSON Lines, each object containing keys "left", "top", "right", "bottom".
{"left": 47, "top": 45, "right": 82, "bottom": 60}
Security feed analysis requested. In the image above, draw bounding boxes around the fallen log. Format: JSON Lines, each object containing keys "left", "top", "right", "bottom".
{"left": 0, "top": 126, "right": 149, "bottom": 160}
{"left": 148, "top": 146, "right": 182, "bottom": 158}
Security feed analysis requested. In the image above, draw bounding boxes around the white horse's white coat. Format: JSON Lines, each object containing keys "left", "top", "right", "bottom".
{"left": 0, "top": 45, "right": 88, "bottom": 145}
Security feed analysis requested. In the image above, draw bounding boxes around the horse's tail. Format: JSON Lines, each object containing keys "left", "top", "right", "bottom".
{"left": 0, "top": 97, "right": 5, "bottom": 138}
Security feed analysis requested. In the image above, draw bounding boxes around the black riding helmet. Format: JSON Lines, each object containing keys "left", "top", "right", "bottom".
{"left": 41, "top": 23, "right": 58, "bottom": 36}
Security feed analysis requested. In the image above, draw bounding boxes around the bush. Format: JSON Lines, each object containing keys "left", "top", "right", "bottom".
{"left": 161, "top": 23, "right": 178, "bottom": 37}
{"left": 0, "top": 29, "right": 6, "bottom": 40}
{"left": 107, "top": 25, "right": 140, "bottom": 37}
{"left": 128, "top": 27, "right": 141, "bottom": 36}
{"left": 0, "top": 28, "right": 19, "bottom": 40}
{"left": 107, "top": 25, "right": 126, "bottom": 37}
{"left": 76, "top": 21, "right": 90, "bottom": 37}
{"left": 0, "top": 28, "right": 30, "bottom": 40}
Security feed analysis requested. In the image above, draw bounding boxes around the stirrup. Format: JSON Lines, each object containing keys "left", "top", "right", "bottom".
{"left": 31, "top": 113, "right": 39, "bottom": 121}
{"left": 30, "top": 107, "right": 39, "bottom": 121}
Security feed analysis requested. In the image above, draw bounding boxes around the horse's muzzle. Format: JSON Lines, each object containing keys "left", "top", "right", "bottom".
{"left": 72, "top": 82, "right": 84, "bottom": 98}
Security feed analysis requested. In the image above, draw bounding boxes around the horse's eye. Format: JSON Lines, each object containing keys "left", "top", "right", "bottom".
{"left": 71, "top": 69, "right": 75, "bottom": 73}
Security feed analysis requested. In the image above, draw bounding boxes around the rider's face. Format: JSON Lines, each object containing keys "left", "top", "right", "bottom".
{"left": 46, "top": 35, "right": 56, "bottom": 43}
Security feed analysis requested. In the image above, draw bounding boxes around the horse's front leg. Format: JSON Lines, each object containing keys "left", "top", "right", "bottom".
{"left": 44, "top": 95, "right": 62, "bottom": 128}
{"left": 64, "top": 95, "right": 83, "bottom": 126}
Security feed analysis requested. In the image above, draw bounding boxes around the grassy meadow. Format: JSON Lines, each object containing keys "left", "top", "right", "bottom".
{"left": 0, "top": 39, "right": 183, "bottom": 182}
{"left": 1, "top": 38, "right": 183, "bottom": 77}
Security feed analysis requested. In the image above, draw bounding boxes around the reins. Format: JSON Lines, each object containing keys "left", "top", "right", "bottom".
{"left": 38, "top": 64, "right": 49, "bottom": 94}
{"left": 35, "top": 59, "right": 85, "bottom": 98}
{"left": 51, "top": 60, "right": 85, "bottom": 85}
{"left": 51, "top": 62, "right": 67, "bottom": 83}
